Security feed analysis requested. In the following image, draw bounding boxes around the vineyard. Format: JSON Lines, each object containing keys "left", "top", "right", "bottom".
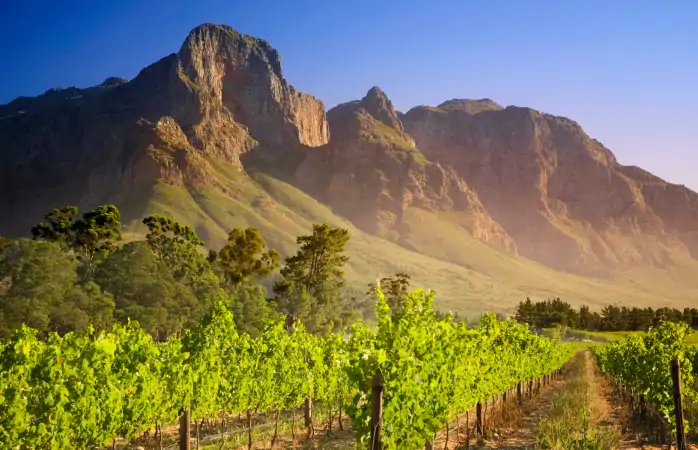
{"left": 592, "top": 320, "right": 698, "bottom": 448}
{"left": 0, "top": 288, "right": 574, "bottom": 449}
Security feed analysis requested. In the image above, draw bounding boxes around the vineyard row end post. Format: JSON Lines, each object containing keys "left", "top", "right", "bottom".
{"left": 304, "top": 397, "right": 313, "bottom": 437}
{"left": 671, "top": 358, "right": 687, "bottom": 450}
{"left": 370, "top": 372, "right": 384, "bottom": 450}
{"left": 179, "top": 407, "right": 191, "bottom": 450}
{"left": 476, "top": 402, "right": 483, "bottom": 443}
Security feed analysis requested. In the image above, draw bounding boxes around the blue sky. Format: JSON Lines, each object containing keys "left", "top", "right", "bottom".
{"left": 1, "top": 0, "right": 696, "bottom": 189}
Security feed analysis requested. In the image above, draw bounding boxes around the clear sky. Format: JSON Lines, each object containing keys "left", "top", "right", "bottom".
{"left": 1, "top": 0, "right": 696, "bottom": 190}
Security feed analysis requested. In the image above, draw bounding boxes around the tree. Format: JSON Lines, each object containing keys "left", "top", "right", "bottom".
{"left": 143, "top": 214, "right": 204, "bottom": 248}
{"left": 31, "top": 205, "right": 122, "bottom": 257}
{"left": 226, "top": 283, "right": 277, "bottom": 336}
{"left": 274, "top": 224, "right": 349, "bottom": 295}
{"left": 578, "top": 305, "right": 595, "bottom": 330}
{"left": 212, "top": 227, "right": 280, "bottom": 286}
{"left": 49, "top": 282, "right": 115, "bottom": 335}
{"left": 601, "top": 305, "right": 623, "bottom": 331}
{"left": 273, "top": 224, "right": 350, "bottom": 333}
{"left": 94, "top": 241, "right": 211, "bottom": 339}
{"left": 0, "top": 237, "right": 11, "bottom": 297}
{"left": 514, "top": 298, "right": 697, "bottom": 333}
{"left": 71, "top": 205, "right": 122, "bottom": 258}
{"left": 342, "top": 286, "right": 373, "bottom": 320}
{"left": 142, "top": 215, "right": 210, "bottom": 284}
{"left": 515, "top": 298, "right": 535, "bottom": 325}
{"left": 30, "top": 206, "right": 79, "bottom": 247}
{"left": 0, "top": 239, "right": 78, "bottom": 338}
{"left": 368, "top": 272, "right": 411, "bottom": 313}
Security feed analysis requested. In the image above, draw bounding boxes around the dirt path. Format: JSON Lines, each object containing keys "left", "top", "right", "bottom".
{"left": 482, "top": 351, "right": 627, "bottom": 449}
{"left": 578, "top": 351, "right": 695, "bottom": 450}
{"left": 590, "top": 358, "right": 693, "bottom": 450}
{"left": 480, "top": 369, "right": 570, "bottom": 449}
{"left": 585, "top": 352, "right": 625, "bottom": 439}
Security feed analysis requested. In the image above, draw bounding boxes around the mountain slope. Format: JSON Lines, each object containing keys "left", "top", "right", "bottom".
{"left": 1, "top": 23, "right": 698, "bottom": 312}
{"left": 402, "top": 103, "right": 698, "bottom": 277}
{"left": 121, "top": 169, "right": 695, "bottom": 314}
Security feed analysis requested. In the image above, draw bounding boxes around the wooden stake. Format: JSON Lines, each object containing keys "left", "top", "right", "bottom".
{"left": 671, "top": 359, "right": 687, "bottom": 450}
{"left": 370, "top": 373, "right": 384, "bottom": 450}
{"left": 179, "top": 408, "right": 191, "bottom": 450}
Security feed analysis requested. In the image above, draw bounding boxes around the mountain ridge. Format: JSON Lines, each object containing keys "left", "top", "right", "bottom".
{"left": 1, "top": 23, "right": 697, "bottom": 311}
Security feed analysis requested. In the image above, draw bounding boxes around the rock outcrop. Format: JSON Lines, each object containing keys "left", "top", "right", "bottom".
{"left": 0, "top": 24, "right": 328, "bottom": 236}
{"left": 402, "top": 103, "right": 698, "bottom": 271}
{"left": 295, "top": 87, "right": 515, "bottom": 251}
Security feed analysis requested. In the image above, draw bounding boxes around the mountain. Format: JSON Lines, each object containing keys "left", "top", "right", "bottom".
{"left": 294, "top": 86, "right": 514, "bottom": 252}
{"left": 402, "top": 103, "right": 698, "bottom": 275}
{"left": 1, "top": 23, "right": 697, "bottom": 313}
{"left": 0, "top": 24, "right": 328, "bottom": 236}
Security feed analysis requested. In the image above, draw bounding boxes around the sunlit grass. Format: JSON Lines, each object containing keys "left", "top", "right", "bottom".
{"left": 536, "top": 352, "right": 621, "bottom": 449}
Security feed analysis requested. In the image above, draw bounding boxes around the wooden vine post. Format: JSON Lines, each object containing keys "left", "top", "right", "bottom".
{"left": 476, "top": 402, "right": 483, "bottom": 443}
{"left": 304, "top": 397, "right": 313, "bottom": 437}
{"left": 517, "top": 381, "right": 522, "bottom": 405}
{"left": 179, "top": 408, "right": 191, "bottom": 450}
{"left": 370, "top": 373, "right": 384, "bottom": 450}
{"left": 670, "top": 358, "right": 687, "bottom": 450}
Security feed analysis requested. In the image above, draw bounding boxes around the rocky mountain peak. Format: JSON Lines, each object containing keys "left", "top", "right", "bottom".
{"left": 402, "top": 99, "right": 698, "bottom": 272}
{"left": 179, "top": 23, "right": 283, "bottom": 80}
{"left": 0, "top": 23, "right": 330, "bottom": 236}
{"left": 175, "top": 23, "right": 328, "bottom": 150}
{"left": 358, "top": 86, "right": 404, "bottom": 133}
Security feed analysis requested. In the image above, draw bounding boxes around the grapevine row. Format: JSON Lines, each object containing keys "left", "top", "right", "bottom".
{"left": 591, "top": 320, "right": 698, "bottom": 433}
{"left": 0, "top": 288, "right": 574, "bottom": 449}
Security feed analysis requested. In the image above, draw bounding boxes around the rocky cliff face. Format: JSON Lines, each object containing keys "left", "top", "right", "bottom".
{"left": 402, "top": 103, "right": 698, "bottom": 271}
{"left": 295, "top": 87, "right": 515, "bottom": 251}
{"left": 0, "top": 24, "right": 328, "bottom": 236}
{"left": 178, "top": 24, "right": 328, "bottom": 150}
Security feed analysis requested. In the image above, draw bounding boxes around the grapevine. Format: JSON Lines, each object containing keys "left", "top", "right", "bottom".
{"left": 0, "top": 290, "right": 573, "bottom": 449}
{"left": 591, "top": 320, "right": 698, "bottom": 432}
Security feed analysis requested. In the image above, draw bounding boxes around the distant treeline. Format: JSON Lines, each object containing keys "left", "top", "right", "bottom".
{"left": 515, "top": 297, "right": 698, "bottom": 332}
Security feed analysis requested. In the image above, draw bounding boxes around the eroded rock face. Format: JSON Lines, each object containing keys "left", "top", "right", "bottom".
{"left": 295, "top": 88, "right": 515, "bottom": 252}
{"left": 402, "top": 104, "right": 698, "bottom": 271}
{"left": 0, "top": 23, "right": 329, "bottom": 236}
{"left": 178, "top": 24, "right": 329, "bottom": 149}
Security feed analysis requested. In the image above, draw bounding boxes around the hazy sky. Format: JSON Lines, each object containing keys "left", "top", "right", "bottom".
{"left": 1, "top": 0, "right": 696, "bottom": 190}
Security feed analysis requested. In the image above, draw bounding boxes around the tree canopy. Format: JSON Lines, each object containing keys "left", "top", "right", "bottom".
{"left": 368, "top": 272, "right": 411, "bottom": 313}
{"left": 31, "top": 205, "right": 122, "bottom": 257}
{"left": 515, "top": 297, "right": 698, "bottom": 332}
{"left": 272, "top": 224, "right": 353, "bottom": 334}
{"left": 211, "top": 226, "right": 280, "bottom": 286}
{"left": 1, "top": 205, "right": 365, "bottom": 339}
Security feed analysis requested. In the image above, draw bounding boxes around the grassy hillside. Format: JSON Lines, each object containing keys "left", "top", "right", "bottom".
{"left": 399, "top": 208, "right": 698, "bottom": 309}
{"left": 120, "top": 161, "right": 697, "bottom": 315}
